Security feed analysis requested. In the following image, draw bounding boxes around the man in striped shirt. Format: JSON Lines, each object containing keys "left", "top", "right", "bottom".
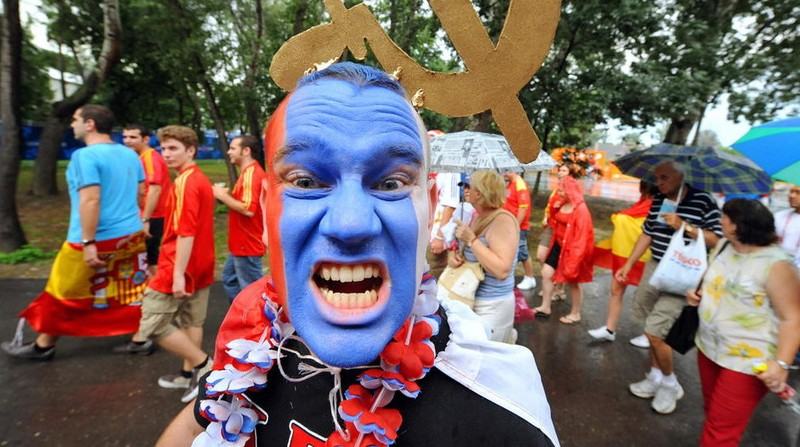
{"left": 616, "top": 160, "right": 722, "bottom": 415}
{"left": 212, "top": 135, "right": 266, "bottom": 302}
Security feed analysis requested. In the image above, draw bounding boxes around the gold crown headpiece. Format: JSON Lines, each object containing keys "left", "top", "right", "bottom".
{"left": 269, "top": 0, "right": 561, "bottom": 163}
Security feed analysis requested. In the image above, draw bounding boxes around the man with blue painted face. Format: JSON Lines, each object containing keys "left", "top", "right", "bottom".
{"left": 157, "top": 63, "right": 558, "bottom": 447}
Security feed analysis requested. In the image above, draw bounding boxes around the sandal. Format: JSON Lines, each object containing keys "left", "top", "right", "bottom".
{"left": 559, "top": 315, "right": 581, "bottom": 325}
{"left": 533, "top": 307, "right": 551, "bottom": 319}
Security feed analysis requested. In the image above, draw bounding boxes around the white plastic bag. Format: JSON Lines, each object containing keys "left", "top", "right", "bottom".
{"left": 649, "top": 224, "right": 707, "bottom": 295}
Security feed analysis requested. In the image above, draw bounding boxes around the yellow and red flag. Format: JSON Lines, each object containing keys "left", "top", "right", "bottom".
{"left": 593, "top": 198, "right": 652, "bottom": 286}
{"left": 20, "top": 233, "right": 148, "bottom": 336}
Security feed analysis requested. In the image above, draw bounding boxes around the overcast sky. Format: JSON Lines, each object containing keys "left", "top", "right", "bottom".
{"left": 19, "top": 1, "right": 771, "bottom": 146}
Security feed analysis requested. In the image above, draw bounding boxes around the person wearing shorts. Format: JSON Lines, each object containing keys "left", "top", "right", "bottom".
{"left": 616, "top": 161, "right": 722, "bottom": 415}
{"left": 136, "top": 125, "right": 217, "bottom": 404}
{"left": 122, "top": 124, "right": 171, "bottom": 277}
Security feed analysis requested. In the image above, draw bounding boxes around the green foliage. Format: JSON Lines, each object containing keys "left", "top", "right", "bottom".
{"left": 623, "top": 0, "right": 800, "bottom": 134}
{"left": 21, "top": 0, "right": 798, "bottom": 153}
{"left": 0, "top": 245, "right": 56, "bottom": 264}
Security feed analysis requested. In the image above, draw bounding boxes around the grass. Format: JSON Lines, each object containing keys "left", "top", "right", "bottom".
{"left": 1, "top": 161, "right": 630, "bottom": 278}
{"left": 2, "top": 160, "right": 238, "bottom": 278}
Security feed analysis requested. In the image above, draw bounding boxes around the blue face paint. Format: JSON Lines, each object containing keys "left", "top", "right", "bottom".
{"left": 276, "top": 79, "right": 425, "bottom": 367}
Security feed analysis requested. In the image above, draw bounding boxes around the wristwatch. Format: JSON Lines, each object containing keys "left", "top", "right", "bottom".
{"left": 141, "top": 217, "right": 150, "bottom": 223}
{"left": 81, "top": 239, "right": 96, "bottom": 246}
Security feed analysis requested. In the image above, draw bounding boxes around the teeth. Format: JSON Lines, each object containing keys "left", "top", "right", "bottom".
{"left": 318, "top": 263, "right": 381, "bottom": 282}
{"left": 321, "top": 289, "right": 380, "bottom": 308}
{"left": 352, "top": 265, "right": 365, "bottom": 282}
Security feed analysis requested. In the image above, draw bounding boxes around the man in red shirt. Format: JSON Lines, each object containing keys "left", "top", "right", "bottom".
{"left": 134, "top": 125, "right": 215, "bottom": 403}
{"left": 212, "top": 135, "right": 266, "bottom": 302}
{"left": 503, "top": 171, "right": 537, "bottom": 290}
{"left": 122, "top": 124, "right": 172, "bottom": 277}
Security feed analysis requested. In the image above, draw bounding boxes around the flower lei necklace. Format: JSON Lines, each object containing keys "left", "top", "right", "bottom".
{"left": 193, "top": 273, "right": 440, "bottom": 447}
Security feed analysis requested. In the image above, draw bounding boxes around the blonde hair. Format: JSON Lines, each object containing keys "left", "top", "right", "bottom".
{"left": 470, "top": 170, "right": 506, "bottom": 209}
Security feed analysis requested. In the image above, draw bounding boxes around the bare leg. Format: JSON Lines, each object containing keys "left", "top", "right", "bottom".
{"left": 535, "top": 264, "right": 555, "bottom": 314}
{"left": 157, "top": 330, "right": 207, "bottom": 369}
{"left": 606, "top": 280, "right": 627, "bottom": 332}
{"left": 523, "top": 257, "right": 535, "bottom": 278}
{"left": 647, "top": 333, "right": 674, "bottom": 375}
{"left": 176, "top": 327, "right": 204, "bottom": 371}
{"left": 566, "top": 283, "right": 582, "bottom": 320}
{"left": 35, "top": 333, "right": 59, "bottom": 348}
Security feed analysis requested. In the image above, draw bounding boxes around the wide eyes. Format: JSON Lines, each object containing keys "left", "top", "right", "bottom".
{"left": 373, "top": 174, "right": 413, "bottom": 192}
{"left": 282, "top": 169, "right": 415, "bottom": 194}
{"left": 285, "top": 171, "right": 327, "bottom": 190}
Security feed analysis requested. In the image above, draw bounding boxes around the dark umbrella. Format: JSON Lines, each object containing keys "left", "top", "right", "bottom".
{"left": 613, "top": 143, "right": 772, "bottom": 194}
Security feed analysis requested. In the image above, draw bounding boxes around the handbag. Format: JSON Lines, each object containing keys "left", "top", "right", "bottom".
{"left": 437, "top": 209, "right": 510, "bottom": 308}
{"left": 665, "top": 241, "right": 730, "bottom": 355}
{"left": 438, "top": 261, "right": 485, "bottom": 308}
{"left": 664, "top": 306, "right": 699, "bottom": 355}
{"left": 649, "top": 223, "right": 707, "bottom": 296}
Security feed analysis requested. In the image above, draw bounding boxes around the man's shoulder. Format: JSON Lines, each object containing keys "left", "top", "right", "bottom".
{"left": 685, "top": 185, "right": 717, "bottom": 203}
{"left": 182, "top": 166, "right": 213, "bottom": 189}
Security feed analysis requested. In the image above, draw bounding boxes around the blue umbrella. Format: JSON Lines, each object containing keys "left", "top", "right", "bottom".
{"left": 732, "top": 117, "right": 800, "bottom": 184}
{"left": 614, "top": 143, "right": 772, "bottom": 194}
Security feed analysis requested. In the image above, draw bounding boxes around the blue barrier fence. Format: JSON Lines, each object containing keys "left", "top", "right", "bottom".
{"left": 21, "top": 124, "right": 227, "bottom": 160}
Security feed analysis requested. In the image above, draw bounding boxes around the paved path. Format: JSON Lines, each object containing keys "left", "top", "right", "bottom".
{"left": 0, "top": 277, "right": 797, "bottom": 446}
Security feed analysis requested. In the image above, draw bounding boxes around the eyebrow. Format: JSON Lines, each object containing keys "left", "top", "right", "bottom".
{"left": 273, "top": 137, "right": 422, "bottom": 167}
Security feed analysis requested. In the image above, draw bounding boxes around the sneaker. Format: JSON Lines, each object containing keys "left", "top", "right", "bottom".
{"left": 516, "top": 276, "right": 537, "bottom": 290}
{"left": 588, "top": 326, "right": 616, "bottom": 342}
{"left": 629, "top": 375, "right": 661, "bottom": 399}
{"left": 158, "top": 374, "right": 191, "bottom": 389}
{"left": 112, "top": 340, "right": 155, "bottom": 355}
{"left": 181, "top": 357, "right": 214, "bottom": 403}
{"left": 629, "top": 334, "right": 650, "bottom": 349}
{"left": 1, "top": 341, "right": 54, "bottom": 361}
{"left": 651, "top": 382, "right": 685, "bottom": 414}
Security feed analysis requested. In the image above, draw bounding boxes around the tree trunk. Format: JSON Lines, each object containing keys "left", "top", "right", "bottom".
{"left": 690, "top": 106, "right": 707, "bottom": 147}
{"left": 31, "top": 0, "right": 122, "bottom": 196}
{"left": 166, "top": 0, "right": 237, "bottom": 184}
{"left": 198, "top": 76, "right": 237, "bottom": 184}
{"left": 293, "top": 0, "right": 309, "bottom": 35}
{"left": 243, "top": 0, "right": 264, "bottom": 138}
{"left": 663, "top": 115, "right": 698, "bottom": 145}
{"left": 0, "top": 0, "right": 27, "bottom": 251}
{"left": 471, "top": 111, "right": 493, "bottom": 132}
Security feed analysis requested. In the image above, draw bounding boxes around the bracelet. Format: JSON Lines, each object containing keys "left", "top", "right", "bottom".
{"left": 81, "top": 239, "right": 96, "bottom": 246}
{"left": 141, "top": 217, "right": 150, "bottom": 223}
{"left": 776, "top": 360, "right": 797, "bottom": 371}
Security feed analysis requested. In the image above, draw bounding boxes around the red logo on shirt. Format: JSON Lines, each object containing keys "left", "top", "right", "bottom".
{"left": 288, "top": 420, "right": 326, "bottom": 447}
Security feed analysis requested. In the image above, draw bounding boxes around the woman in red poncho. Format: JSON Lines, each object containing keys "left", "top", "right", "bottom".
{"left": 535, "top": 175, "right": 594, "bottom": 324}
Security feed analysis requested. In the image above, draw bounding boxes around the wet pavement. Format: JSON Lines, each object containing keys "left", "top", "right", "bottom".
{"left": 0, "top": 277, "right": 797, "bottom": 447}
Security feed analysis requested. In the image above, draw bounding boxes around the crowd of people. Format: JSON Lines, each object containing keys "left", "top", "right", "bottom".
{"left": 1, "top": 62, "right": 799, "bottom": 447}
{"left": 432, "top": 153, "right": 800, "bottom": 445}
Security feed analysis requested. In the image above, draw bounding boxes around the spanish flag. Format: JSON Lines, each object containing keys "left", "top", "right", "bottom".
{"left": 20, "top": 233, "right": 148, "bottom": 336}
{"left": 593, "top": 198, "right": 652, "bottom": 286}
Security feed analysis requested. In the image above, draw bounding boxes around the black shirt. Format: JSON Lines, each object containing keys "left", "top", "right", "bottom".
{"left": 195, "top": 312, "right": 555, "bottom": 447}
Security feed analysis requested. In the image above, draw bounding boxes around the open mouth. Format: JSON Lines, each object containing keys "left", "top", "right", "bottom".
{"left": 312, "top": 262, "right": 386, "bottom": 310}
